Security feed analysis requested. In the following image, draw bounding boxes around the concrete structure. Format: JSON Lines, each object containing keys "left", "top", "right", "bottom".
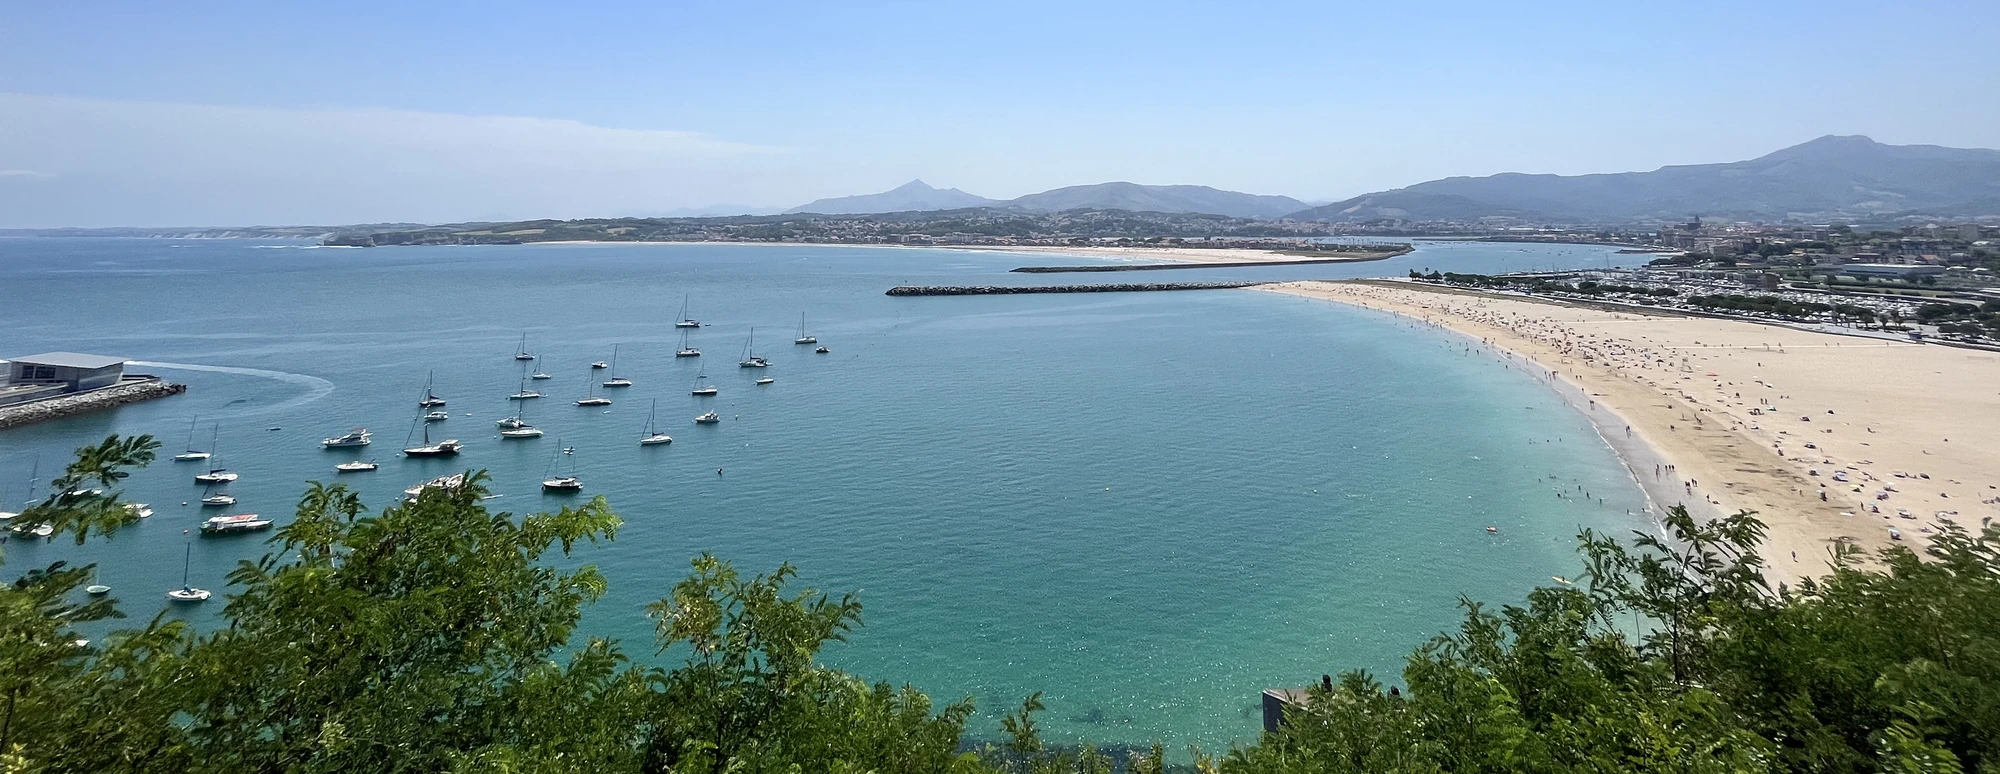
{"left": 7, "top": 352, "right": 128, "bottom": 392}
{"left": 1838, "top": 264, "right": 1948, "bottom": 279}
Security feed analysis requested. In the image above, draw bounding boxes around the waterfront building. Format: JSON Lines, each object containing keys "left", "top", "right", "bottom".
{"left": 1, "top": 352, "right": 129, "bottom": 407}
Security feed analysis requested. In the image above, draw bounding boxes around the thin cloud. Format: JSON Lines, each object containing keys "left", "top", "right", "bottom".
{"left": 0, "top": 93, "right": 794, "bottom": 227}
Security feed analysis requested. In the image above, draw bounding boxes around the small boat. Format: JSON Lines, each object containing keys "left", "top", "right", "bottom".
{"left": 124, "top": 503, "right": 154, "bottom": 519}
{"left": 335, "top": 460, "right": 379, "bottom": 473}
{"left": 166, "top": 544, "right": 211, "bottom": 602}
{"left": 200, "top": 491, "right": 236, "bottom": 507}
{"left": 675, "top": 294, "right": 702, "bottom": 328}
{"left": 201, "top": 513, "right": 273, "bottom": 535}
{"left": 402, "top": 418, "right": 462, "bottom": 457}
{"left": 541, "top": 443, "right": 583, "bottom": 492}
{"left": 739, "top": 328, "right": 769, "bottom": 368}
{"left": 86, "top": 584, "right": 110, "bottom": 595}
{"left": 590, "top": 361, "right": 609, "bottom": 370}
{"left": 694, "top": 411, "right": 721, "bottom": 425}
{"left": 501, "top": 426, "right": 545, "bottom": 439}
{"left": 322, "top": 427, "right": 372, "bottom": 448}
{"left": 508, "top": 376, "right": 542, "bottom": 400}
{"left": 496, "top": 416, "right": 529, "bottom": 429}
{"left": 676, "top": 329, "right": 700, "bottom": 358}
{"left": 756, "top": 377, "right": 774, "bottom": 386}
{"left": 424, "top": 410, "right": 450, "bottom": 422}
{"left": 576, "top": 368, "right": 612, "bottom": 406}
{"left": 815, "top": 346, "right": 829, "bottom": 354}
{"left": 194, "top": 468, "right": 238, "bottom": 485}
{"left": 794, "top": 312, "right": 817, "bottom": 345}
{"left": 513, "top": 333, "right": 537, "bottom": 361}
{"left": 9, "top": 522, "right": 53, "bottom": 538}
{"left": 404, "top": 474, "right": 466, "bottom": 501}
{"left": 640, "top": 399, "right": 673, "bottom": 445}
{"left": 602, "top": 344, "right": 634, "bottom": 387}
{"left": 173, "top": 418, "right": 214, "bottom": 461}
{"left": 530, "top": 356, "right": 552, "bottom": 380}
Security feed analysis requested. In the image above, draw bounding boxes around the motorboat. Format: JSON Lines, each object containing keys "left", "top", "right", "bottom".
{"left": 794, "top": 312, "right": 817, "bottom": 345}
{"left": 815, "top": 346, "right": 829, "bottom": 354}
{"left": 496, "top": 416, "right": 529, "bottom": 429}
{"left": 124, "top": 503, "right": 154, "bottom": 519}
{"left": 194, "top": 469, "right": 239, "bottom": 485}
{"left": 200, "top": 513, "right": 273, "bottom": 535}
{"left": 335, "top": 460, "right": 379, "bottom": 473}
{"left": 322, "top": 427, "right": 372, "bottom": 448}
{"left": 424, "top": 410, "right": 450, "bottom": 422}
{"left": 404, "top": 474, "right": 466, "bottom": 502}
{"left": 590, "top": 361, "right": 609, "bottom": 370}
{"left": 639, "top": 399, "right": 673, "bottom": 445}
{"left": 540, "top": 476, "right": 583, "bottom": 493}
{"left": 509, "top": 390, "right": 542, "bottom": 400}
{"left": 756, "top": 377, "right": 774, "bottom": 385}
{"left": 86, "top": 584, "right": 111, "bottom": 595}
{"left": 694, "top": 411, "right": 721, "bottom": 425}
{"left": 201, "top": 492, "right": 236, "bottom": 507}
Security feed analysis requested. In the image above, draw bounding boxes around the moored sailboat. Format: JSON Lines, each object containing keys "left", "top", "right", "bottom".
{"left": 602, "top": 344, "right": 633, "bottom": 387}
{"left": 738, "top": 328, "right": 768, "bottom": 368}
{"left": 794, "top": 312, "right": 817, "bottom": 345}
{"left": 675, "top": 294, "right": 702, "bottom": 328}
{"left": 173, "top": 418, "right": 212, "bottom": 461}
{"left": 166, "top": 544, "right": 211, "bottom": 603}
{"left": 640, "top": 399, "right": 673, "bottom": 445}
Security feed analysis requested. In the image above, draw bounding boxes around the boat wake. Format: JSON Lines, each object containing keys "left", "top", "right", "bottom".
{"left": 127, "top": 361, "right": 336, "bottom": 415}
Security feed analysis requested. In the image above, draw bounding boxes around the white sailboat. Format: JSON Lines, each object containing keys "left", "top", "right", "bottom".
{"left": 0, "top": 455, "right": 34, "bottom": 522}
{"left": 166, "top": 544, "right": 211, "bottom": 603}
{"left": 794, "top": 312, "right": 817, "bottom": 345}
{"left": 541, "top": 443, "right": 583, "bottom": 492}
{"left": 602, "top": 344, "right": 633, "bottom": 387}
{"left": 173, "top": 417, "right": 212, "bottom": 461}
{"left": 530, "top": 356, "right": 552, "bottom": 380}
{"left": 675, "top": 294, "right": 702, "bottom": 328}
{"left": 509, "top": 376, "right": 542, "bottom": 400}
{"left": 514, "top": 333, "right": 537, "bottom": 361}
{"left": 640, "top": 399, "right": 673, "bottom": 445}
{"left": 738, "top": 328, "right": 769, "bottom": 368}
{"left": 576, "top": 367, "right": 612, "bottom": 406}
{"left": 691, "top": 369, "right": 718, "bottom": 397}
{"left": 401, "top": 414, "right": 462, "bottom": 457}
{"left": 418, "top": 371, "right": 447, "bottom": 408}
{"left": 199, "top": 482, "right": 235, "bottom": 507}
{"left": 676, "top": 328, "right": 701, "bottom": 358}
{"left": 501, "top": 397, "right": 544, "bottom": 438}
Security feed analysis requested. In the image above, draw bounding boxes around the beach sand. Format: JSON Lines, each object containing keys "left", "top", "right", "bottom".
{"left": 1262, "top": 280, "right": 2000, "bottom": 585}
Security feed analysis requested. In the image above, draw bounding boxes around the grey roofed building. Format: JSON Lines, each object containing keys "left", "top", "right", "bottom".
{"left": 7, "top": 352, "right": 130, "bottom": 394}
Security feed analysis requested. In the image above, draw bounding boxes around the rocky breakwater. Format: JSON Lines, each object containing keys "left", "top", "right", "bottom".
{"left": 0, "top": 378, "right": 187, "bottom": 430}
{"left": 886, "top": 282, "right": 1265, "bottom": 296}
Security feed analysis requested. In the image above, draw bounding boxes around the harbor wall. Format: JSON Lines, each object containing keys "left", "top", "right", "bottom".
{"left": 0, "top": 377, "right": 186, "bottom": 430}
{"left": 886, "top": 282, "right": 1264, "bottom": 296}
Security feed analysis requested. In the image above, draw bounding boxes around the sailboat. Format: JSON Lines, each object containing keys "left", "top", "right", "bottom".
{"left": 419, "top": 372, "right": 447, "bottom": 408}
{"left": 676, "top": 329, "right": 701, "bottom": 358}
{"left": 509, "top": 376, "right": 542, "bottom": 400}
{"left": 514, "top": 333, "right": 537, "bottom": 361}
{"left": 675, "top": 294, "right": 702, "bottom": 328}
{"left": 501, "top": 396, "right": 544, "bottom": 438}
{"left": 530, "top": 356, "right": 552, "bottom": 380}
{"left": 602, "top": 344, "right": 633, "bottom": 387}
{"left": 640, "top": 399, "right": 673, "bottom": 445}
{"left": 401, "top": 414, "right": 462, "bottom": 457}
{"left": 199, "top": 482, "right": 235, "bottom": 507}
{"left": 194, "top": 432, "right": 238, "bottom": 485}
{"left": 173, "top": 417, "right": 212, "bottom": 461}
{"left": 576, "top": 367, "right": 612, "bottom": 406}
{"left": 738, "top": 328, "right": 769, "bottom": 368}
{"left": 1, "top": 455, "right": 36, "bottom": 522}
{"left": 166, "top": 544, "right": 211, "bottom": 602}
{"left": 794, "top": 312, "right": 817, "bottom": 345}
{"left": 540, "top": 443, "right": 583, "bottom": 492}
{"left": 691, "top": 369, "right": 718, "bottom": 397}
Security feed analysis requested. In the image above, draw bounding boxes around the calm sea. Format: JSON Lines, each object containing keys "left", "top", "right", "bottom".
{"left": 0, "top": 238, "right": 1650, "bottom": 750}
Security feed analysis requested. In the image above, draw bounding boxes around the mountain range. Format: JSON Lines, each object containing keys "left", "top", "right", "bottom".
{"left": 788, "top": 136, "right": 2000, "bottom": 224}
{"left": 788, "top": 180, "right": 1306, "bottom": 219}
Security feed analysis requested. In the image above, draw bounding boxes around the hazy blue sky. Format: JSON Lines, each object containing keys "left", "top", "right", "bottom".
{"left": 3, "top": 0, "right": 1996, "bottom": 226}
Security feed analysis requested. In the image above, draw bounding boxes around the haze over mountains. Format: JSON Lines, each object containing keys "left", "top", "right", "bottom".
{"left": 788, "top": 181, "right": 1306, "bottom": 219}
{"left": 787, "top": 136, "right": 2000, "bottom": 224}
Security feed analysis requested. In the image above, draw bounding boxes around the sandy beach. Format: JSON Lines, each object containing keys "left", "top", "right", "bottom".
{"left": 1262, "top": 280, "right": 2000, "bottom": 585}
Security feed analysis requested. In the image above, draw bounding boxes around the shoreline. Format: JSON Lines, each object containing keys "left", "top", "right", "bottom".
{"left": 1258, "top": 280, "right": 2000, "bottom": 586}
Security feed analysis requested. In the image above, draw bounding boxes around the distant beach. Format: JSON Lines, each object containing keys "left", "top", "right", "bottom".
{"left": 1262, "top": 280, "right": 2000, "bottom": 586}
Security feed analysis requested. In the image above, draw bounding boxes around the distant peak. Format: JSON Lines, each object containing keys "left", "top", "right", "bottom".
{"left": 893, "top": 179, "right": 937, "bottom": 191}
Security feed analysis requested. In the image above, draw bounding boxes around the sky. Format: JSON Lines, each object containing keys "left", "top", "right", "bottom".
{"left": 2, "top": 0, "right": 1997, "bottom": 227}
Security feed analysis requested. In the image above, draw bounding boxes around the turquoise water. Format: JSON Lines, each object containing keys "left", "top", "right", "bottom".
{"left": 0, "top": 239, "right": 1650, "bottom": 750}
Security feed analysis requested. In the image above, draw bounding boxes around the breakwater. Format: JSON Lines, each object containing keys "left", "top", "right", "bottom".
{"left": 1009, "top": 248, "right": 1409, "bottom": 273}
{"left": 0, "top": 378, "right": 186, "bottom": 430}
{"left": 886, "top": 282, "right": 1264, "bottom": 296}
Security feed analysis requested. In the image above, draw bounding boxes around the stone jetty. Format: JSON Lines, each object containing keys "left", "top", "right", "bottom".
{"left": 0, "top": 378, "right": 186, "bottom": 430}
{"left": 886, "top": 282, "right": 1264, "bottom": 296}
{"left": 1010, "top": 256, "right": 1398, "bottom": 273}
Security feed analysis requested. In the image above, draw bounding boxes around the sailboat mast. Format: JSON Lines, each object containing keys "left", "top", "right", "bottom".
{"left": 182, "top": 543, "right": 192, "bottom": 587}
